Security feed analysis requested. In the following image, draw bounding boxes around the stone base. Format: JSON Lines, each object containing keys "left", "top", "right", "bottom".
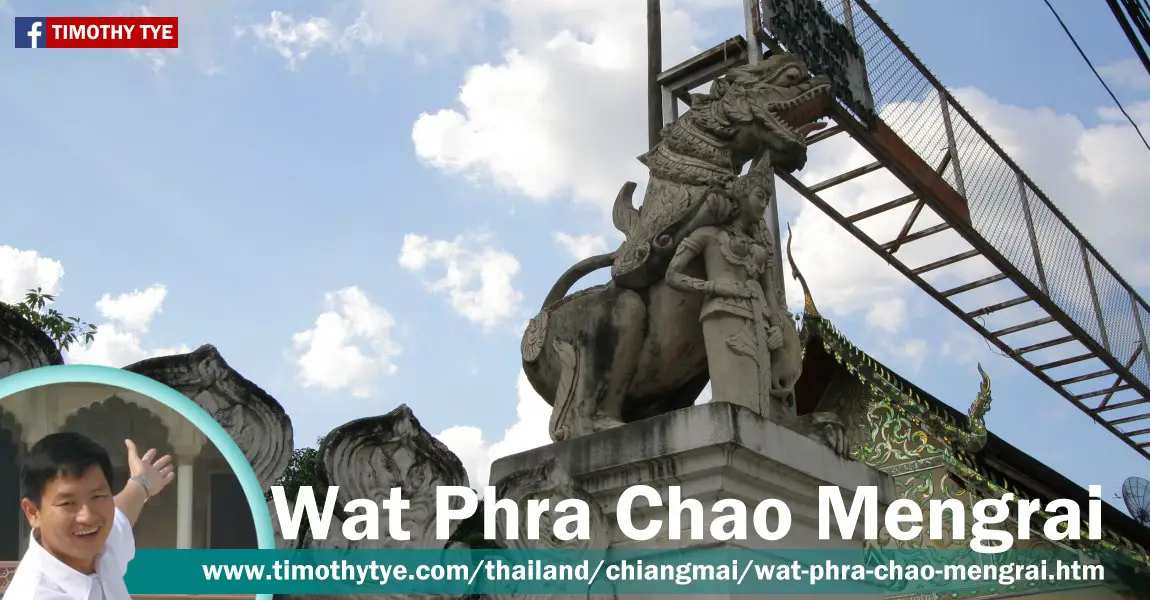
{"left": 490, "top": 402, "right": 897, "bottom": 599}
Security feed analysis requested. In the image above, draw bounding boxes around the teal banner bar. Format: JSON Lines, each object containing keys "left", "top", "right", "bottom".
{"left": 123, "top": 547, "right": 1128, "bottom": 596}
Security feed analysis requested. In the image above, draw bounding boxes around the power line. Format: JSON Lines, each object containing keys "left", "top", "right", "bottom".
{"left": 1041, "top": 0, "right": 1150, "bottom": 154}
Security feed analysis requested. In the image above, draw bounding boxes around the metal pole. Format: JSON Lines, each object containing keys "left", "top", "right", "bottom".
{"left": 648, "top": 0, "right": 663, "bottom": 149}
{"left": 938, "top": 91, "right": 967, "bottom": 198}
{"left": 743, "top": 0, "right": 762, "bottom": 64}
{"left": 744, "top": 0, "right": 786, "bottom": 302}
{"left": 1132, "top": 292, "right": 1150, "bottom": 381}
{"left": 742, "top": 0, "right": 782, "bottom": 297}
{"left": 766, "top": 172, "right": 788, "bottom": 305}
{"left": 1080, "top": 239, "right": 1112, "bottom": 353}
{"left": 1016, "top": 171, "right": 1049, "bottom": 295}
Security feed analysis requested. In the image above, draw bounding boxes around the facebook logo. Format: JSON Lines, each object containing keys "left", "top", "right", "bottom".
{"left": 14, "top": 17, "right": 46, "bottom": 48}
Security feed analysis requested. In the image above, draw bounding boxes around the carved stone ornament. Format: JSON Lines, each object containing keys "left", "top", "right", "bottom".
{"left": 489, "top": 458, "right": 614, "bottom": 600}
{"left": 0, "top": 301, "right": 63, "bottom": 380}
{"left": 492, "top": 458, "right": 610, "bottom": 551}
{"left": 520, "top": 313, "right": 547, "bottom": 363}
{"left": 785, "top": 411, "right": 849, "bottom": 458}
{"left": 547, "top": 338, "right": 596, "bottom": 442}
{"left": 273, "top": 404, "right": 621, "bottom": 600}
{"left": 124, "top": 344, "right": 293, "bottom": 492}
{"left": 520, "top": 52, "right": 834, "bottom": 443}
{"left": 315, "top": 404, "right": 470, "bottom": 551}
{"left": 274, "top": 405, "right": 472, "bottom": 600}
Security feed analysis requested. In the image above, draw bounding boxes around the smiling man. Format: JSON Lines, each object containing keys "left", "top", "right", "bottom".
{"left": 3, "top": 432, "right": 176, "bottom": 600}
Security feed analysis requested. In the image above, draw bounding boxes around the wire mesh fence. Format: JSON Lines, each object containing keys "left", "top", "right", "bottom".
{"left": 759, "top": 0, "right": 1150, "bottom": 407}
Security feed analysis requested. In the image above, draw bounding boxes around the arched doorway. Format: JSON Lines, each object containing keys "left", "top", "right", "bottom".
{"left": 0, "top": 410, "right": 24, "bottom": 560}
{"left": 59, "top": 396, "right": 177, "bottom": 549}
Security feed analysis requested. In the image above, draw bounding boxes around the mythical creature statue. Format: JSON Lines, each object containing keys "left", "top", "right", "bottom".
{"left": 521, "top": 53, "right": 834, "bottom": 442}
{"left": 950, "top": 364, "right": 993, "bottom": 453}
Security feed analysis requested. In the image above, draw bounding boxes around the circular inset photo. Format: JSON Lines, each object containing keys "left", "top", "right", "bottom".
{"left": 0, "top": 360, "right": 283, "bottom": 600}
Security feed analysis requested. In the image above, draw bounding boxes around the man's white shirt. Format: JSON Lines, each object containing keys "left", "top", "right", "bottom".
{"left": 2, "top": 508, "right": 136, "bottom": 600}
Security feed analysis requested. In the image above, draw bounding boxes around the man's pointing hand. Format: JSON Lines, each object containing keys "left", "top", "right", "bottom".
{"left": 125, "top": 439, "right": 176, "bottom": 498}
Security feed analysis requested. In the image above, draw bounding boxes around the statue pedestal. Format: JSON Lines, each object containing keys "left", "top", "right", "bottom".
{"left": 489, "top": 402, "right": 897, "bottom": 599}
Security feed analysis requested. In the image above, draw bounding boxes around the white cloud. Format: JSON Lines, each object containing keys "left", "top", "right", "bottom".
{"left": 1100, "top": 58, "right": 1150, "bottom": 91}
{"left": 410, "top": 0, "right": 724, "bottom": 213}
{"left": 126, "top": 0, "right": 229, "bottom": 75}
{"left": 0, "top": 246, "right": 64, "bottom": 304}
{"left": 553, "top": 232, "right": 609, "bottom": 261}
{"left": 125, "top": 4, "right": 177, "bottom": 71}
{"left": 398, "top": 232, "right": 523, "bottom": 330}
{"left": 289, "top": 286, "right": 401, "bottom": 398}
{"left": 66, "top": 326, "right": 190, "bottom": 368}
{"left": 1079, "top": 101, "right": 1150, "bottom": 195}
{"left": 0, "top": 246, "right": 186, "bottom": 367}
{"left": 940, "top": 328, "right": 992, "bottom": 368}
{"left": 947, "top": 92, "right": 1150, "bottom": 286}
{"left": 350, "top": 0, "right": 489, "bottom": 55}
{"left": 66, "top": 285, "right": 191, "bottom": 367}
{"left": 897, "top": 338, "right": 928, "bottom": 374}
{"left": 92, "top": 286, "right": 168, "bottom": 333}
{"left": 865, "top": 298, "right": 907, "bottom": 334}
{"left": 240, "top": 11, "right": 338, "bottom": 70}
{"left": 435, "top": 369, "right": 552, "bottom": 488}
{"left": 129, "top": 47, "right": 172, "bottom": 72}
{"left": 238, "top": 0, "right": 486, "bottom": 68}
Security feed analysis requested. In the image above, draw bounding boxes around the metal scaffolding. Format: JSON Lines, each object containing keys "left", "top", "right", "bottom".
{"left": 648, "top": 0, "right": 1150, "bottom": 460}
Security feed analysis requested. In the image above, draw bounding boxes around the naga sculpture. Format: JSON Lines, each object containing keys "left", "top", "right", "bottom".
{"left": 125, "top": 344, "right": 294, "bottom": 492}
{"left": 959, "top": 365, "right": 993, "bottom": 452}
{"left": 934, "top": 363, "right": 993, "bottom": 454}
{"left": 274, "top": 405, "right": 615, "bottom": 600}
{"left": 521, "top": 53, "right": 834, "bottom": 442}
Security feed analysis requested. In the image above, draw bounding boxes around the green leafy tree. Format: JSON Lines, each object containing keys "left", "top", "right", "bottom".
{"left": 267, "top": 435, "right": 327, "bottom": 502}
{"left": 6, "top": 287, "right": 97, "bottom": 351}
{"left": 266, "top": 436, "right": 331, "bottom": 545}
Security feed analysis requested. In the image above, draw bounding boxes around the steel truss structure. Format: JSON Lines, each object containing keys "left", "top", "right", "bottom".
{"left": 651, "top": 0, "right": 1150, "bottom": 460}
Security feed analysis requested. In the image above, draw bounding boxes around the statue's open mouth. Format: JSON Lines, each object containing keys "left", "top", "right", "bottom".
{"left": 763, "top": 82, "right": 834, "bottom": 142}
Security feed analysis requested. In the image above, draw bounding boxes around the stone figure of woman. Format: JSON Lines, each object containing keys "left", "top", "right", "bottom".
{"left": 664, "top": 165, "right": 797, "bottom": 421}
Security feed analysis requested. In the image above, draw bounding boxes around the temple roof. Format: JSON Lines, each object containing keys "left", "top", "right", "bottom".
{"left": 793, "top": 311, "right": 1150, "bottom": 566}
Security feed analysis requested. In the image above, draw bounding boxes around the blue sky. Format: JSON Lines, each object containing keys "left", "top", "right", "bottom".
{"left": 2, "top": 0, "right": 1150, "bottom": 516}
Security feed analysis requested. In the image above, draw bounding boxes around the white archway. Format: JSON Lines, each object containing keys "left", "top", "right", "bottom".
{"left": 60, "top": 396, "right": 177, "bottom": 549}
